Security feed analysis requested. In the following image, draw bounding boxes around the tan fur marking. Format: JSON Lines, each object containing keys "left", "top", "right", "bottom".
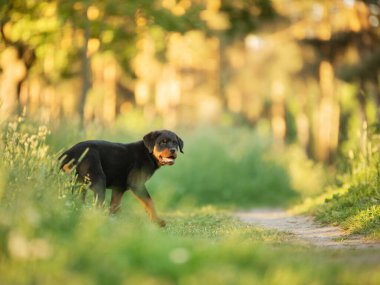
{"left": 62, "top": 163, "right": 73, "bottom": 173}
{"left": 131, "top": 192, "right": 165, "bottom": 226}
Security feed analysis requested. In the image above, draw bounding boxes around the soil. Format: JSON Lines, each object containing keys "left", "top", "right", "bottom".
{"left": 236, "top": 209, "right": 380, "bottom": 249}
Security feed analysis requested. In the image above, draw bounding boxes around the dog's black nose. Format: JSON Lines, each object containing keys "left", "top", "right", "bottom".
{"left": 170, "top": 148, "right": 176, "bottom": 154}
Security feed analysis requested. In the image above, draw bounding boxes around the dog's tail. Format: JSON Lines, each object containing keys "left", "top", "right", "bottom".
{"left": 58, "top": 151, "right": 76, "bottom": 173}
{"left": 58, "top": 147, "right": 90, "bottom": 173}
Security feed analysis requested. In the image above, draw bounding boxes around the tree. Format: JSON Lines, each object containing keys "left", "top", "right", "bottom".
{"left": 274, "top": 0, "right": 380, "bottom": 162}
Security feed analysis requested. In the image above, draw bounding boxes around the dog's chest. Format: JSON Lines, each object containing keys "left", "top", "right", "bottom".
{"left": 126, "top": 167, "right": 154, "bottom": 187}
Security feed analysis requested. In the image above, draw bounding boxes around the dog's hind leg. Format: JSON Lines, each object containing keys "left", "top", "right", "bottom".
{"left": 110, "top": 190, "right": 124, "bottom": 214}
{"left": 90, "top": 176, "right": 106, "bottom": 207}
{"left": 80, "top": 188, "right": 87, "bottom": 203}
{"left": 75, "top": 150, "right": 107, "bottom": 208}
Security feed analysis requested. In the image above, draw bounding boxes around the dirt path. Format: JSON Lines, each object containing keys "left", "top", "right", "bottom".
{"left": 236, "top": 209, "right": 380, "bottom": 249}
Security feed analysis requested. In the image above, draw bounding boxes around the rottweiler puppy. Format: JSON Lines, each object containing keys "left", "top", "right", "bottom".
{"left": 59, "top": 130, "right": 184, "bottom": 226}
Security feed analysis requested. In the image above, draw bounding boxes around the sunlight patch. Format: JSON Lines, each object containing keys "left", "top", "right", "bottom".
{"left": 169, "top": 247, "right": 190, "bottom": 264}
{"left": 346, "top": 205, "right": 380, "bottom": 234}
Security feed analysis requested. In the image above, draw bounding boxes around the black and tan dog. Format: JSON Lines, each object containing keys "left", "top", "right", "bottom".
{"left": 59, "top": 130, "right": 184, "bottom": 226}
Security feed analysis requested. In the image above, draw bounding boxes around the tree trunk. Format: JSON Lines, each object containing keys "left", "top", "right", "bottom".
{"left": 369, "top": 74, "right": 380, "bottom": 122}
{"left": 357, "top": 78, "right": 367, "bottom": 125}
{"left": 78, "top": 10, "right": 91, "bottom": 128}
{"left": 316, "top": 60, "right": 340, "bottom": 163}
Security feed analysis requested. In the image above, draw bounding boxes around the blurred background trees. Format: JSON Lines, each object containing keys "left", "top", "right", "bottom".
{"left": 0, "top": 0, "right": 379, "bottom": 163}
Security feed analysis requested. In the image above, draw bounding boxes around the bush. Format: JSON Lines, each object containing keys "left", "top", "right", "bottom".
{"left": 147, "top": 127, "right": 300, "bottom": 208}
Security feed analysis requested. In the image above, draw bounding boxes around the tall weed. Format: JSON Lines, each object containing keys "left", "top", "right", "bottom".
{"left": 0, "top": 118, "right": 78, "bottom": 258}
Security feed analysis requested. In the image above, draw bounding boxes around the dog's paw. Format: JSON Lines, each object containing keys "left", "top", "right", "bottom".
{"left": 156, "top": 218, "right": 166, "bottom": 227}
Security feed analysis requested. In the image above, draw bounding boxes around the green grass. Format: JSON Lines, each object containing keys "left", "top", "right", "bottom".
{"left": 1, "top": 206, "right": 380, "bottom": 285}
{"left": 293, "top": 136, "right": 380, "bottom": 239}
{"left": 294, "top": 182, "right": 380, "bottom": 240}
{"left": 1, "top": 119, "right": 379, "bottom": 285}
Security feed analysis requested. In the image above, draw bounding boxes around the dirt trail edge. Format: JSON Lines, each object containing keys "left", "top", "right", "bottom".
{"left": 236, "top": 209, "right": 380, "bottom": 249}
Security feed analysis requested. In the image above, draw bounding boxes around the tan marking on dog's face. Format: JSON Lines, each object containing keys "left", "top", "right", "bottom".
{"left": 153, "top": 146, "right": 177, "bottom": 166}
{"left": 152, "top": 133, "right": 179, "bottom": 166}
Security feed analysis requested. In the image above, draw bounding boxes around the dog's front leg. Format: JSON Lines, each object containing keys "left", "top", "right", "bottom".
{"left": 131, "top": 185, "right": 166, "bottom": 227}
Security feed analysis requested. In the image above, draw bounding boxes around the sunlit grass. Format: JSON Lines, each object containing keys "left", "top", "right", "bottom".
{"left": 1, "top": 119, "right": 379, "bottom": 285}
{"left": 345, "top": 205, "right": 380, "bottom": 237}
{"left": 306, "top": 183, "right": 380, "bottom": 239}
{"left": 293, "top": 135, "right": 380, "bottom": 239}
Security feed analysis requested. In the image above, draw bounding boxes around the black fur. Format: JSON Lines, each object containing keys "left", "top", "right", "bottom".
{"left": 59, "top": 130, "right": 183, "bottom": 226}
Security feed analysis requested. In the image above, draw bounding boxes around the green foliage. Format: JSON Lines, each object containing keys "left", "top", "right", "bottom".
{"left": 147, "top": 127, "right": 297, "bottom": 208}
{"left": 294, "top": 129, "right": 380, "bottom": 239}
{"left": 220, "top": 0, "right": 276, "bottom": 38}
{"left": 1, "top": 0, "right": 276, "bottom": 82}
{"left": 148, "top": 127, "right": 328, "bottom": 208}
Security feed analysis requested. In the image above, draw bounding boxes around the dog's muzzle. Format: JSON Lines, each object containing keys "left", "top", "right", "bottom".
{"left": 158, "top": 151, "right": 177, "bottom": 165}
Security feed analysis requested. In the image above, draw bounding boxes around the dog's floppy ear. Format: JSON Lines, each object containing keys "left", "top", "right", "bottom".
{"left": 143, "top": 131, "right": 161, "bottom": 153}
{"left": 176, "top": 135, "right": 184, "bottom": 153}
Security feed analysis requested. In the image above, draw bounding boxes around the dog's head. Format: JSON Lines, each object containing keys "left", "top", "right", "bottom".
{"left": 143, "top": 130, "right": 184, "bottom": 166}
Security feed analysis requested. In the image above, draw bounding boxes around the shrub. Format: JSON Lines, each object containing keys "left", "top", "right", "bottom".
{"left": 148, "top": 127, "right": 302, "bottom": 208}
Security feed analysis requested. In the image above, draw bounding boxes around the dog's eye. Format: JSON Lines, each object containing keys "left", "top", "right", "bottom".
{"left": 160, "top": 140, "right": 167, "bottom": 145}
